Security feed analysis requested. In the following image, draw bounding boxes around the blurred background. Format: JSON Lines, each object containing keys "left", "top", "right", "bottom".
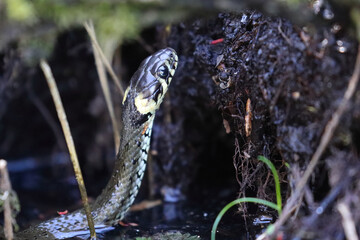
{"left": 1, "top": 0, "right": 360, "bottom": 239}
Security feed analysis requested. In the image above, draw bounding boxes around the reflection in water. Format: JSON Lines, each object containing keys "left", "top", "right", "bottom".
{"left": 163, "top": 203, "right": 184, "bottom": 221}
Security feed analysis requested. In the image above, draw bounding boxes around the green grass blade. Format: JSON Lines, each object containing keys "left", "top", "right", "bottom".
{"left": 211, "top": 197, "right": 280, "bottom": 240}
{"left": 257, "top": 155, "right": 282, "bottom": 215}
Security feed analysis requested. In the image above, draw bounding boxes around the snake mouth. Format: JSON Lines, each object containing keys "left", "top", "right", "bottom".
{"left": 158, "top": 48, "right": 178, "bottom": 83}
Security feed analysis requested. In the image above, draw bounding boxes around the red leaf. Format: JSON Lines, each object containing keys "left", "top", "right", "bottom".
{"left": 57, "top": 210, "right": 68, "bottom": 215}
{"left": 118, "top": 220, "right": 138, "bottom": 227}
{"left": 210, "top": 38, "right": 224, "bottom": 45}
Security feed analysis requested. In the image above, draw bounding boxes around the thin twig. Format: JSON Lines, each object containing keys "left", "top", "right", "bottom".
{"left": 26, "top": 81, "right": 67, "bottom": 152}
{"left": 137, "top": 36, "right": 155, "bottom": 54}
{"left": 277, "top": 19, "right": 292, "bottom": 46}
{"left": 40, "top": 60, "right": 96, "bottom": 239}
{"left": 0, "top": 160, "right": 13, "bottom": 240}
{"left": 83, "top": 21, "right": 124, "bottom": 96}
{"left": 271, "top": 46, "right": 360, "bottom": 234}
{"left": 293, "top": 172, "right": 352, "bottom": 239}
{"left": 84, "top": 21, "right": 120, "bottom": 151}
{"left": 338, "top": 202, "right": 359, "bottom": 240}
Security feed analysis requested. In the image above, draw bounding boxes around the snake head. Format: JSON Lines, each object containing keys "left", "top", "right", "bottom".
{"left": 122, "top": 48, "right": 178, "bottom": 117}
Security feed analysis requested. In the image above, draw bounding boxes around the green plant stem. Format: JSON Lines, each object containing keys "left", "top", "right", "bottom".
{"left": 211, "top": 197, "right": 280, "bottom": 240}
{"left": 257, "top": 155, "right": 282, "bottom": 215}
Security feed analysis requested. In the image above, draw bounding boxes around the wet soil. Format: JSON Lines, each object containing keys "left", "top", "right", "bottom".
{"left": 165, "top": 11, "right": 360, "bottom": 239}
{"left": 1, "top": 8, "right": 360, "bottom": 240}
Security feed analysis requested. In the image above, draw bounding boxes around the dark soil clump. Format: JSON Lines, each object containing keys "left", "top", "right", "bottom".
{"left": 165, "top": 11, "right": 359, "bottom": 239}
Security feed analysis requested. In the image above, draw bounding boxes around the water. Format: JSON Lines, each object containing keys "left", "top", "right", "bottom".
{"left": 10, "top": 156, "right": 272, "bottom": 240}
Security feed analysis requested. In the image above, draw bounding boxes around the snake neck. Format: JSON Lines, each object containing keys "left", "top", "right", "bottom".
{"left": 17, "top": 111, "right": 155, "bottom": 240}
{"left": 91, "top": 113, "right": 154, "bottom": 223}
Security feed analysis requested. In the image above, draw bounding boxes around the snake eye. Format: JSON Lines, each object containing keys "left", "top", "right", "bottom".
{"left": 157, "top": 65, "right": 169, "bottom": 79}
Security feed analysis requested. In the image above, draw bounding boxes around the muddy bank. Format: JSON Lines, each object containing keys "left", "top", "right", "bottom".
{"left": 165, "top": 11, "right": 359, "bottom": 239}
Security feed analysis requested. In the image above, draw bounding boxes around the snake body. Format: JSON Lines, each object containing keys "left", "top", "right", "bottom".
{"left": 17, "top": 48, "right": 178, "bottom": 239}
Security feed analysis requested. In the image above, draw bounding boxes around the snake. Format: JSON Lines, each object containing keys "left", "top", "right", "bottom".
{"left": 16, "top": 47, "right": 178, "bottom": 239}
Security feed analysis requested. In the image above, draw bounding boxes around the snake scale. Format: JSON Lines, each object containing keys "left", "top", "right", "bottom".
{"left": 17, "top": 48, "right": 178, "bottom": 239}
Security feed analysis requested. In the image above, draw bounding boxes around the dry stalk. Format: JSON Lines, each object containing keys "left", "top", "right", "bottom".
{"left": 338, "top": 202, "right": 359, "bottom": 240}
{"left": 40, "top": 60, "right": 96, "bottom": 239}
{"left": 0, "top": 160, "right": 13, "bottom": 240}
{"left": 271, "top": 46, "right": 360, "bottom": 235}
{"left": 83, "top": 21, "right": 124, "bottom": 96}
{"left": 84, "top": 21, "right": 120, "bottom": 151}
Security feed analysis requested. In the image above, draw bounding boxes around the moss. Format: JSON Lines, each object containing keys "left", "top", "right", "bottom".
{"left": 34, "top": 2, "right": 139, "bottom": 41}
{"left": 19, "top": 30, "right": 58, "bottom": 65}
{"left": 5, "top": 0, "right": 37, "bottom": 22}
{"left": 3, "top": 1, "right": 144, "bottom": 60}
